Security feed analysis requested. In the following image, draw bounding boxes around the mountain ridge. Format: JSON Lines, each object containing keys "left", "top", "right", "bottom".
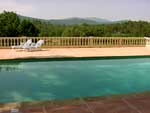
{"left": 18, "top": 14, "right": 126, "bottom": 25}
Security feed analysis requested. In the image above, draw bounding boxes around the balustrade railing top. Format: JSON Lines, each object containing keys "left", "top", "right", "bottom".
{"left": 0, "top": 37, "right": 146, "bottom": 48}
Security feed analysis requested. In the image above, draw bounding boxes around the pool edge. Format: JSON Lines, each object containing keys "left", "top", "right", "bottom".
{"left": 1, "top": 55, "right": 150, "bottom": 63}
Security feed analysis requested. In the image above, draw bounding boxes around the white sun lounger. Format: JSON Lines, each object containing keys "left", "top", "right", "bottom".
{"left": 11, "top": 39, "right": 32, "bottom": 49}
{"left": 29, "top": 40, "right": 44, "bottom": 50}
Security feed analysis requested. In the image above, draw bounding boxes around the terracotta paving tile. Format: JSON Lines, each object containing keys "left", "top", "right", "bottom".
{"left": 85, "top": 100, "right": 138, "bottom": 113}
{"left": 122, "top": 97, "right": 150, "bottom": 113}
{"left": 46, "top": 104, "right": 91, "bottom": 113}
{"left": 20, "top": 106, "right": 44, "bottom": 113}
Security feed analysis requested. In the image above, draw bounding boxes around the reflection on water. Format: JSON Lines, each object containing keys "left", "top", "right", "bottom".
{"left": 1, "top": 58, "right": 150, "bottom": 103}
{"left": 0, "top": 62, "right": 21, "bottom": 72}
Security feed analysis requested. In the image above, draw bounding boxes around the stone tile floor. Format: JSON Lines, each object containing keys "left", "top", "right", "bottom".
{"left": 1, "top": 92, "right": 150, "bottom": 113}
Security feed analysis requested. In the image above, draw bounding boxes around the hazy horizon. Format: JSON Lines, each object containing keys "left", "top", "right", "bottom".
{"left": 0, "top": 0, "right": 150, "bottom": 21}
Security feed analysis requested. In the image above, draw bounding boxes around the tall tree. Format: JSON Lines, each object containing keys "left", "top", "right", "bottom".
{"left": 18, "top": 20, "right": 39, "bottom": 37}
{"left": 0, "top": 11, "right": 20, "bottom": 37}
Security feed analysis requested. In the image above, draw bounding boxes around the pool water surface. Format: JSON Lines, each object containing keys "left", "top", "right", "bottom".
{"left": 0, "top": 58, "right": 150, "bottom": 103}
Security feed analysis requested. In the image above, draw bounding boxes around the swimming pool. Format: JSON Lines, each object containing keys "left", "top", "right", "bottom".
{"left": 1, "top": 57, "right": 150, "bottom": 103}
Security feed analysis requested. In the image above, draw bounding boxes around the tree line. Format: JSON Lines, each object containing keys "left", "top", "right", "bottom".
{"left": 0, "top": 11, "right": 39, "bottom": 37}
{"left": 0, "top": 11, "right": 150, "bottom": 37}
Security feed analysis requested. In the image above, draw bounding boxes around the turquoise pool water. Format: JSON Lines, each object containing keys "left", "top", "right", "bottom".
{"left": 1, "top": 58, "right": 150, "bottom": 103}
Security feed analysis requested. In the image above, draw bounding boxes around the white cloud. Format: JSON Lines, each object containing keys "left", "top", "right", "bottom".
{"left": 0, "top": 0, "right": 35, "bottom": 14}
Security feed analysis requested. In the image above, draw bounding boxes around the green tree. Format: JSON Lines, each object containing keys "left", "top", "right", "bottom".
{"left": 18, "top": 20, "right": 39, "bottom": 37}
{"left": 0, "top": 11, "right": 20, "bottom": 37}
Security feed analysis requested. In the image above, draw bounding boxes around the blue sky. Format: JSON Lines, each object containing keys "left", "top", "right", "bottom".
{"left": 0, "top": 0, "right": 150, "bottom": 21}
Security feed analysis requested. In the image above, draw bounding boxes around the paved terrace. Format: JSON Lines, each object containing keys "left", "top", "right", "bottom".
{"left": 0, "top": 47, "right": 150, "bottom": 60}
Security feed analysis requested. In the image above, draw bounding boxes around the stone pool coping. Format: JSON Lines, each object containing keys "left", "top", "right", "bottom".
{"left": 1, "top": 47, "right": 150, "bottom": 60}
{"left": 1, "top": 91, "right": 150, "bottom": 112}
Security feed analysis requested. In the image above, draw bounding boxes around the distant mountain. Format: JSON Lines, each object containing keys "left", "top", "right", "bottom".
{"left": 49, "top": 17, "right": 99, "bottom": 25}
{"left": 86, "top": 17, "right": 112, "bottom": 23}
{"left": 112, "top": 20, "right": 129, "bottom": 23}
{"left": 18, "top": 15, "right": 126, "bottom": 25}
{"left": 18, "top": 15, "right": 48, "bottom": 22}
